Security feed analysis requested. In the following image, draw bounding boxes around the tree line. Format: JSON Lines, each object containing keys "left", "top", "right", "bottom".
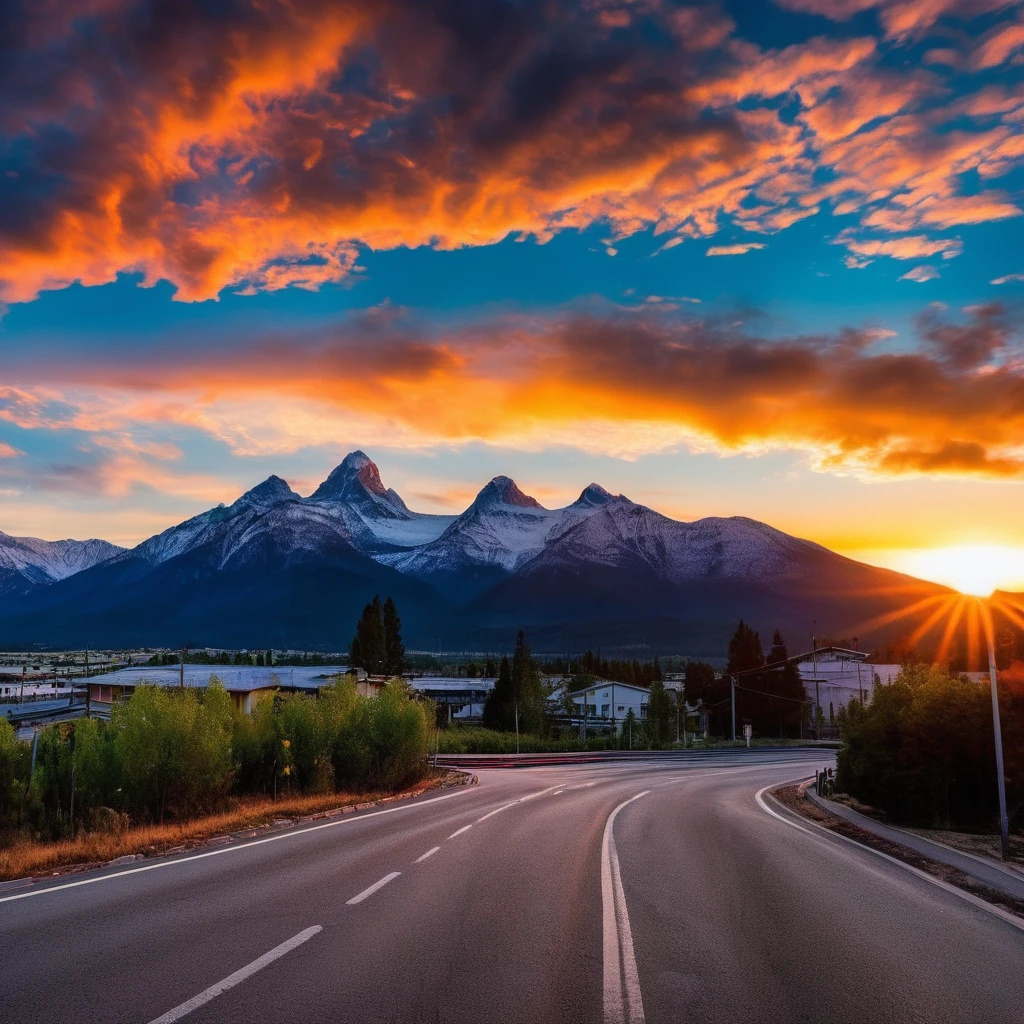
{"left": 681, "top": 621, "right": 809, "bottom": 738}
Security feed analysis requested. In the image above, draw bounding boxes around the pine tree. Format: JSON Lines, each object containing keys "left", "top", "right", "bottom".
{"left": 727, "top": 620, "right": 765, "bottom": 674}
{"left": 511, "top": 630, "right": 544, "bottom": 735}
{"left": 382, "top": 597, "right": 405, "bottom": 677}
{"left": 483, "top": 655, "right": 514, "bottom": 731}
{"left": 350, "top": 596, "right": 385, "bottom": 673}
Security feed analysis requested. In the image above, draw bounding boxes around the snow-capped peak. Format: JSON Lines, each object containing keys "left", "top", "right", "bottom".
{"left": 0, "top": 531, "right": 124, "bottom": 594}
{"left": 573, "top": 482, "right": 625, "bottom": 507}
{"left": 232, "top": 474, "right": 300, "bottom": 510}
{"left": 311, "top": 451, "right": 395, "bottom": 505}
{"left": 471, "top": 476, "right": 544, "bottom": 512}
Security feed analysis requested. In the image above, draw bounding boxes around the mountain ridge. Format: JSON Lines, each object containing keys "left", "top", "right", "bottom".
{"left": 0, "top": 451, "right": 953, "bottom": 654}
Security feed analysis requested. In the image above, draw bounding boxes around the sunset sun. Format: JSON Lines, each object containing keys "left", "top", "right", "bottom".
{"left": 893, "top": 545, "right": 1024, "bottom": 598}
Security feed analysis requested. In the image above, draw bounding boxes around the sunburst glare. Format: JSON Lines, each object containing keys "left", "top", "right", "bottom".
{"left": 884, "top": 545, "right": 1024, "bottom": 598}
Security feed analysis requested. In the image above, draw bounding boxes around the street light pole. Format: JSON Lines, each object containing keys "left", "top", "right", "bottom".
{"left": 983, "top": 602, "right": 1010, "bottom": 861}
{"left": 730, "top": 676, "right": 736, "bottom": 742}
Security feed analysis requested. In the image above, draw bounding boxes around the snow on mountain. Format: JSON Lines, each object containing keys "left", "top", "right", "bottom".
{"left": 0, "top": 531, "right": 124, "bottom": 595}
{"left": 306, "top": 451, "right": 454, "bottom": 551}
{"left": 381, "top": 477, "right": 629, "bottom": 597}
{"left": 129, "top": 455, "right": 452, "bottom": 570}
{"left": 523, "top": 502, "right": 832, "bottom": 583}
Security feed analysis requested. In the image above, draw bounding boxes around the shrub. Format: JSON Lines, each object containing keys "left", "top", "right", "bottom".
{"left": 837, "top": 665, "right": 1020, "bottom": 831}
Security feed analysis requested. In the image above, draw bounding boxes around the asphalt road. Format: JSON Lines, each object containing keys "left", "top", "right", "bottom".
{"left": 2, "top": 748, "right": 1022, "bottom": 1024}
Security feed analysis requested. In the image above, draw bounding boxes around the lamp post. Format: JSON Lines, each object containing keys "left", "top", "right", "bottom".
{"left": 981, "top": 599, "right": 1010, "bottom": 861}
{"left": 730, "top": 676, "right": 736, "bottom": 742}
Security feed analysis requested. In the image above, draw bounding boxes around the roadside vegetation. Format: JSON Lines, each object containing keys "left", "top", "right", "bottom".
{"left": 836, "top": 663, "right": 1024, "bottom": 833}
{"left": 0, "top": 677, "right": 432, "bottom": 864}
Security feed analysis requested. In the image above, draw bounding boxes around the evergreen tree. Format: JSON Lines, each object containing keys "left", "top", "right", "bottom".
{"left": 382, "top": 597, "right": 405, "bottom": 676}
{"left": 350, "top": 596, "right": 385, "bottom": 673}
{"left": 747, "top": 628, "right": 808, "bottom": 738}
{"left": 646, "top": 679, "right": 673, "bottom": 748}
{"left": 511, "top": 630, "right": 545, "bottom": 735}
{"left": 766, "top": 629, "right": 788, "bottom": 665}
{"left": 727, "top": 620, "right": 765, "bottom": 674}
{"left": 483, "top": 655, "right": 514, "bottom": 730}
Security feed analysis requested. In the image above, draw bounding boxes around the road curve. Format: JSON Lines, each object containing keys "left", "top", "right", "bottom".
{"left": 1, "top": 748, "right": 1021, "bottom": 1023}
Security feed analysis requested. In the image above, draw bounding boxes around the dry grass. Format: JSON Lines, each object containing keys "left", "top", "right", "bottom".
{"left": 0, "top": 774, "right": 449, "bottom": 882}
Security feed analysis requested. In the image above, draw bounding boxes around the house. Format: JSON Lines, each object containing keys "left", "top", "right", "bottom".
{"left": 568, "top": 681, "right": 650, "bottom": 733}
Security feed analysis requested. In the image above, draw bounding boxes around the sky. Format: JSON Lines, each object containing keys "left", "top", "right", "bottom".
{"left": 1, "top": 0, "right": 1023, "bottom": 588}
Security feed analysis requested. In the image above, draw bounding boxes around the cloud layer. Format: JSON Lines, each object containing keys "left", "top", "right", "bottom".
{"left": 1, "top": 0, "right": 1022, "bottom": 303}
{"left": 4, "top": 301, "right": 1023, "bottom": 493}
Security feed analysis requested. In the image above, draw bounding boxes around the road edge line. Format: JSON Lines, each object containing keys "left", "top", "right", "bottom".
{"left": 0, "top": 788, "right": 472, "bottom": 905}
{"left": 602, "top": 791, "right": 649, "bottom": 1024}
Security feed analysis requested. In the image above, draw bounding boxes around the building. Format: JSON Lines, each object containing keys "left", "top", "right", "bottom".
{"left": 568, "top": 681, "right": 650, "bottom": 733}
{"left": 406, "top": 677, "right": 494, "bottom": 720}
{"left": 82, "top": 664, "right": 349, "bottom": 715}
{"left": 791, "top": 647, "right": 901, "bottom": 723}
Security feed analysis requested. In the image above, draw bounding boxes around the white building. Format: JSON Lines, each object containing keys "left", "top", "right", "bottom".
{"left": 792, "top": 647, "right": 901, "bottom": 722}
{"left": 568, "top": 681, "right": 650, "bottom": 732}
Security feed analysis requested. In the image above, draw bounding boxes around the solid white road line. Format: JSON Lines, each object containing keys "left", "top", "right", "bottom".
{"left": 553, "top": 790, "right": 564, "bottom": 795}
{"left": 146, "top": 925, "right": 322, "bottom": 1023}
{"left": 653, "top": 762, "right": 823, "bottom": 789}
{"left": 602, "top": 791, "right": 649, "bottom": 1024}
{"left": 753, "top": 783, "right": 813, "bottom": 835}
{"left": 415, "top": 846, "right": 441, "bottom": 863}
{"left": 755, "top": 784, "right": 1024, "bottom": 935}
{"left": 346, "top": 871, "right": 401, "bottom": 905}
{"left": 0, "top": 788, "right": 472, "bottom": 905}
{"left": 448, "top": 824, "right": 474, "bottom": 839}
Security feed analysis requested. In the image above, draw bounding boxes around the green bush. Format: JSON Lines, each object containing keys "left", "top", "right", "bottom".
{"left": 436, "top": 726, "right": 616, "bottom": 754}
{"left": 0, "top": 719, "right": 29, "bottom": 833}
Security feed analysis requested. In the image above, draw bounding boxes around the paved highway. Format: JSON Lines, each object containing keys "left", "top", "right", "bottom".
{"left": 1, "top": 748, "right": 1022, "bottom": 1023}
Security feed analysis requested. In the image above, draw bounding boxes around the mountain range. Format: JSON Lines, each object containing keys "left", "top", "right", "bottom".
{"left": 0, "top": 451, "right": 955, "bottom": 657}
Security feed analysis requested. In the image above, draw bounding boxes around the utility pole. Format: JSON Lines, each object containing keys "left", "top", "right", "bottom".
{"left": 180, "top": 645, "right": 186, "bottom": 690}
{"left": 983, "top": 602, "right": 1010, "bottom": 861}
{"left": 514, "top": 696, "right": 519, "bottom": 755}
{"left": 20, "top": 663, "right": 25, "bottom": 703}
{"left": 731, "top": 676, "right": 736, "bottom": 742}
{"left": 811, "top": 631, "right": 820, "bottom": 740}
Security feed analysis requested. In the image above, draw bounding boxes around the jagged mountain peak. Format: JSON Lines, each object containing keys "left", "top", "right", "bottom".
{"left": 471, "top": 476, "right": 544, "bottom": 512}
{"left": 233, "top": 474, "right": 300, "bottom": 509}
{"left": 311, "top": 451, "right": 387, "bottom": 502}
{"left": 574, "top": 482, "right": 626, "bottom": 507}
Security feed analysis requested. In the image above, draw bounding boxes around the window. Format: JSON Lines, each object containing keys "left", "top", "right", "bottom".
{"left": 601, "top": 704, "right": 609, "bottom": 717}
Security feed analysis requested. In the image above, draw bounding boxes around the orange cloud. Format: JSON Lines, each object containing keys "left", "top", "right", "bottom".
{"left": 1, "top": 1, "right": 1021, "bottom": 305}
{"left": 774, "top": 0, "right": 1015, "bottom": 41}
{"left": 706, "top": 242, "right": 766, "bottom": 255}
{"left": 6, "top": 302, "right": 1024, "bottom": 481}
